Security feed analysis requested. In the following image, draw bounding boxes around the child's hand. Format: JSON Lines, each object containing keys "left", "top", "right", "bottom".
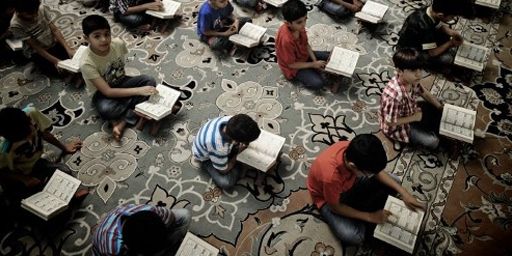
{"left": 64, "top": 140, "right": 83, "bottom": 154}
{"left": 368, "top": 209, "right": 393, "bottom": 224}
{"left": 450, "top": 35, "right": 463, "bottom": 47}
{"left": 22, "top": 176, "right": 42, "bottom": 188}
{"left": 144, "top": 1, "right": 163, "bottom": 11}
{"left": 138, "top": 86, "right": 158, "bottom": 96}
{"left": 67, "top": 47, "right": 76, "bottom": 58}
{"left": 312, "top": 60, "right": 326, "bottom": 69}
{"left": 412, "top": 111, "right": 423, "bottom": 122}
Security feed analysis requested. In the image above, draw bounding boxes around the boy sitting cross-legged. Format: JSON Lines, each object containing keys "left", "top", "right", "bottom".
{"left": 197, "top": 0, "right": 252, "bottom": 54}
{"left": 80, "top": 15, "right": 158, "bottom": 141}
{"left": 275, "top": 0, "right": 340, "bottom": 93}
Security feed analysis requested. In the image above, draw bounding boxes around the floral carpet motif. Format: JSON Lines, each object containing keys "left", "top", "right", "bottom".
{"left": 0, "top": 0, "right": 511, "bottom": 256}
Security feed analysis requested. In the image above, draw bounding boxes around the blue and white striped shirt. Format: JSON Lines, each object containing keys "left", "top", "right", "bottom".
{"left": 192, "top": 116, "right": 234, "bottom": 171}
{"left": 92, "top": 204, "right": 173, "bottom": 256}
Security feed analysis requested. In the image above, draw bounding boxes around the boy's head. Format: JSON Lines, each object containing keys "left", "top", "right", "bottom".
{"left": 431, "top": 0, "right": 465, "bottom": 22}
{"left": 0, "top": 107, "right": 33, "bottom": 142}
{"left": 282, "top": 0, "right": 308, "bottom": 31}
{"left": 14, "top": 0, "right": 40, "bottom": 22}
{"left": 392, "top": 48, "right": 424, "bottom": 84}
{"left": 122, "top": 211, "right": 167, "bottom": 255}
{"left": 225, "top": 114, "right": 261, "bottom": 144}
{"left": 82, "top": 15, "right": 111, "bottom": 54}
{"left": 344, "top": 134, "right": 387, "bottom": 176}
{"left": 209, "top": 0, "right": 229, "bottom": 9}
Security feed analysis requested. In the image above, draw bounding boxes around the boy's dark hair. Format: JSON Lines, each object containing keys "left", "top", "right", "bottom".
{"left": 122, "top": 211, "right": 167, "bottom": 255}
{"left": 431, "top": 0, "right": 465, "bottom": 16}
{"left": 282, "top": 0, "right": 307, "bottom": 22}
{"left": 0, "top": 107, "right": 32, "bottom": 142}
{"left": 392, "top": 48, "right": 425, "bottom": 71}
{"left": 345, "top": 134, "right": 387, "bottom": 174}
{"left": 225, "top": 114, "right": 261, "bottom": 144}
{"left": 14, "top": 0, "right": 40, "bottom": 13}
{"left": 82, "top": 15, "right": 110, "bottom": 36}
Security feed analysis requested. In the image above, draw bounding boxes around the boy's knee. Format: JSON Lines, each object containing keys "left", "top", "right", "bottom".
{"left": 305, "top": 76, "right": 326, "bottom": 89}
{"left": 139, "top": 75, "right": 156, "bottom": 86}
{"left": 213, "top": 178, "right": 236, "bottom": 190}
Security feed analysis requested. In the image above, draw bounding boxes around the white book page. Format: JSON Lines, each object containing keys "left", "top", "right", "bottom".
{"left": 237, "top": 130, "right": 285, "bottom": 171}
{"left": 5, "top": 38, "right": 23, "bottom": 50}
{"left": 58, "top": 45, "right": 88, "bottom": 71}
{"left": 229, "top": 34, "right": 257, "bottom": 48}
{"left": 238, "top": 23, "right": 267, "bottom": 41}
{"left": 325, "top": 47, "right": 359, "bottom": 76}
{"left": 43, "top": 169, "right": 81, "bottom": 204}
{"left": 146, "top": 0, "right": 181, "bottom": 18}
{"left": 361, "top": 1, "right": 388, "bottom": 19}
{"left": 136, "top": 84, "right": 180, "bottom": 120}
{"left": 440, "top": 104, "right": 476, "bottom": 141}
{"left": 22, "top": 192, "right": 67, "bottom": 217}
{"left": 264, "top": 0, "right": 287, "bottom": 7}
{"left": 176, "top": 232, "right": 219, "bottom": 256}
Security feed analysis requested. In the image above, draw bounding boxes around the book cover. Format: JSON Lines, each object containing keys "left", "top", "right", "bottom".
{"left": 135, "top": 84, "right": 181, "bottom": 121}
{"left": 229, "top": 23, "right": 267, "bottom": 48}
{"left": 21, "top": 169, "right": 81, "bottom": 221}
{"left": 175, "top": 232, "right": 219, "bottom": 256}
{"left": 374, "top": 195, "right": 425, "bottom": 254}
{"left": 454, "top": 42, "right": 489, "bottom": 72}
{"left": 439, "top": 104, "right": 476, "bottom": 144}
{"left": 325, "top": 47, "right": 360, "bottom": 77}
{"left": 146, "top": 0, "right": 181, "bottom": 19}
{"left": 236, "top": 130, "right": 285, "bottom": 172}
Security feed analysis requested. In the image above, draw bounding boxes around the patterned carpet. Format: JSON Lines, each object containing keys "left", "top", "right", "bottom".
{"left": 0, "top": 0, "right": 511, "bottom": 255}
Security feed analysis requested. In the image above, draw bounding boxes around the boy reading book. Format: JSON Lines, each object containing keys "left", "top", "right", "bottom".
{"left": 0, "top": 107, "right": 83, "bottom": 204}
{"left": 396, "top": 0, "right": 466, "bottom": 70}
{"left": 197, "top": 0, "right": 252, "bottom": 54}
{"left": 192, "top": 114, "right": 261, "bottom": 190}
{"left": 378, "top": 48, "right": 444, "bottom": 150}
{"left": 9, "top": 0, "right": 78, "bottom": 76}
{"left": 316, "top": 0, "right": 363, "bottom": 20}
{"left": 275, "top": 0, "right": 341, "bottom": 93}
{"left": 93, "top": 204, "right": 191, "bottom": 256}
{"left": 80, "top": 15, "right": 158, "bottom": 141}
{"left": 307, "top": 134, "right": 425, "bottom": 245}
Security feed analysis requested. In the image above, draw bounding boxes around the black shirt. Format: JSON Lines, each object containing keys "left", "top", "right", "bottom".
{"left": 397, "top": 7, "right": 449, "bottom": 51}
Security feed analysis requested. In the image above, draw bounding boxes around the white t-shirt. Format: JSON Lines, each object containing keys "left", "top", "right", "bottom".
{"left": 10, "top": 5, "right": 55, "bottom": 49}
{"left": 80, "top": 38, "right": 128, "bottom": 94}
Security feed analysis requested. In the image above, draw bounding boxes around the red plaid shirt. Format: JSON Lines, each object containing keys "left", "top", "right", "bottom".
{"left": 379, "top": 76, "right": 422, "bottom": 143}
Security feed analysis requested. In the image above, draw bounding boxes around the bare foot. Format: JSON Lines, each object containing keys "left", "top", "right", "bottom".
{"left": 112, "top": 121, "right": 126, "bottom": 142}
{"left": 74, "top": 188, "right": 89, "bottom": 200}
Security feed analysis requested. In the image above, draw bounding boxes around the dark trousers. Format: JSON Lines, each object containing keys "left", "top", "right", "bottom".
{"left": 32, "top": 42, "right": 69, "bottom": 76}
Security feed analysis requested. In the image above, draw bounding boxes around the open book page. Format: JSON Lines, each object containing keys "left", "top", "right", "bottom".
{"left": 5, "top": 38, "right": 23, "bottom": 51}
{"left": 264, "top": 0, "right": 287, "bottom": 7}
{"left": 176, "top": 232, "right": 219, "bottom": 256}
{"left": 146, "top": 0, "right": 181, "bottom": 19}
{"left": 325, "top": 47, "right": 360, "bottom": 77}
{"left": 236, "top": 130, "right": 285, "bottom": 172}
{"left": 374, "top": 195, "right": 425, "bottom": 254}
{"left": 238, "top": 23, "right": 267, "bottom": 42}
{"left": 136, "top": 84, "right": 180, "bottom": 120}
{"left": 475, "top": 0, "right": 501, "bottom": 8}
{"left": 454, "top": 42, "right": 489, "bottom": 71}
{"left": 21, "top": 169, "right": 81, "bottom": 220}
{"left": 439, "top": 104, "right": 476, "bottom": 143}
{"left": 360, "top": 1, "right": 388, "bottom": 20}
{"left": 57, "top": 45, "right": 88, "bottom": 72}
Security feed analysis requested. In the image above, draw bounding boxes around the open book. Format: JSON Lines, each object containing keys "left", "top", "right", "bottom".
{"left": 325, "top": 46, "right": 360, "bottom": 77}
{"left": 454, "top": 42, "right": 489, "bottom": 72}
{"left": 236, "top": 129, "right": 286, "bottom": 172}
{"left": 21, "top": 169, "right": 81, "bottom": 221}
{"left": 439, "top": 104, "right": 476, "bottom": 144}
{"left": 57, "top": 45, "right": 88, "bottom": 73}
{"left": 263, "top": 0, "right": 287, "bottom": 7}
{"left": 229, "top": 23, "right": 267, "bottom": 48}
{"left": 5, "top": 38, "right": 23, "bottom": 51}
{"left": 374, "top": 195, "right": 426, "bottom": 254}
{"left": 146, "top": 0, "right": 181, "bottom": 19}
{"left": 135, "top": 84, "right": 181, "bottom": 121}
{"left": 175, "top": 232, "right": 219, "bottom": 256}
{"left": 355, "top": 1, "right": 389, "bottom": 24}
{"left": 475, "top": 0, "right": 501, "bottom": 9}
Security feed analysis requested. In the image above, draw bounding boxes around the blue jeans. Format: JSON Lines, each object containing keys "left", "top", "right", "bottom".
{"left": 409, "top": 102, "right": 441, "bottom": 150}
{"left": 320, "top": 174, "right": 400, "bottom": 245}
{"left": 92, "top": 75, "right": 156, "bottom": 125}
{"left": 293, "top": 51, "right": 330, "bottom": 89}
{"left": 201, "top": 161, "right": 243, "bottom": 190}
{"left": 317, "top": 0, "right": 351, "bottom": 19}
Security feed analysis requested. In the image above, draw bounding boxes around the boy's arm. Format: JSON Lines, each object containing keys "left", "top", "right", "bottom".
{"left": 88, "top": 77, "right": 157, "bottom": 98}
{"left": 288, "top": 45, "right": 326, "bottom": 70}
{"left": 49, "top": 22, "right": 74, "bottom": 58}
{"left": 25, "top": 38, "right": 61, "bottom": 66}
{"left": 125, "top": 0, "right": 163, "bottom": 14}
{"left": 331, "top": 0, "right": 362, "bottom": 12}
{"left": 427, "top": 25, "right": 462, "bottom": 57}
{"left": 419, "top": 83, "right": 443, "bottom": 110}
{"left": 376, "top": 171, "right": 426, "bottom": 210}
{"left": 41, "top": 130, "right": 82, "bottom": 154}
